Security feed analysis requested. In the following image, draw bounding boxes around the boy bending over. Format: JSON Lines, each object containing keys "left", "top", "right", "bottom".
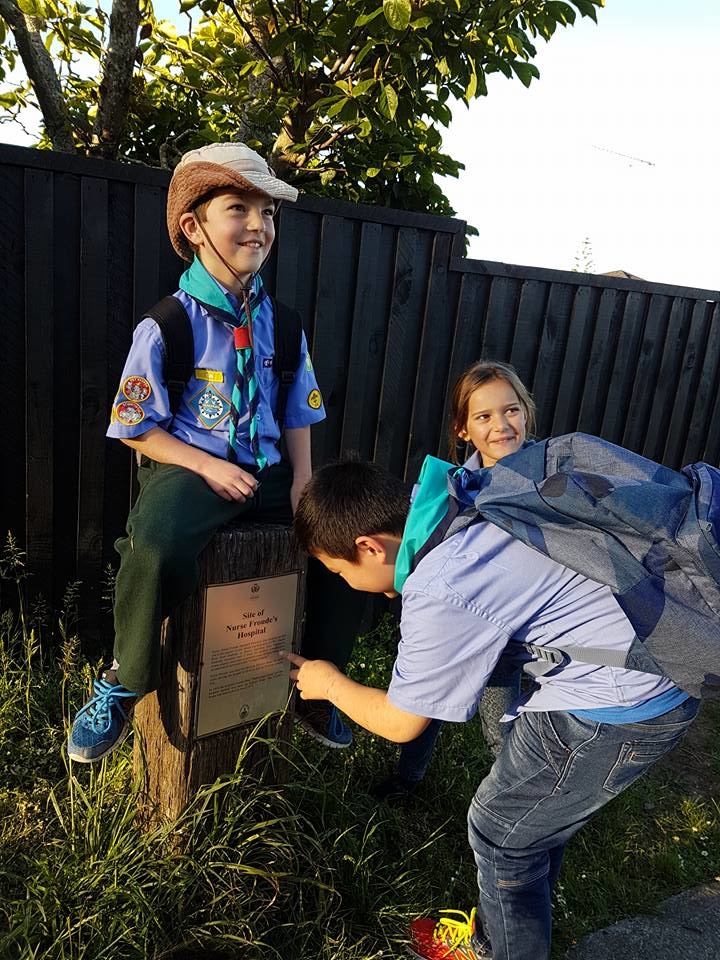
{"left": 285, "top": 457, "right": 699, "bottom": 960}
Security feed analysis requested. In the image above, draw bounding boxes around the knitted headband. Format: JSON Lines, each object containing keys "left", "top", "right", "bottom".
{"left": 166, "top": 142, "right": 298, "bottom": 261}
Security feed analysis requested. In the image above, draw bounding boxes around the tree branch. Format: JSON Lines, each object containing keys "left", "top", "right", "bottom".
{"left": 0, "top": 0, "right": 75, "bottom": 151}
{"left": 223, "top": 0, "right": 285, "bottom": 85}
{"left": 91, "top": 0, "right": 142, "bottom": 159}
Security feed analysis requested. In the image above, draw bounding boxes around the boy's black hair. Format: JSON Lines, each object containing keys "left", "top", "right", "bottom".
{"left": 294, "top": 459, "right": 411, "bottom": 561}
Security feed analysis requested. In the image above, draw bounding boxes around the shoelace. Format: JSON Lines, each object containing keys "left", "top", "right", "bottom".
{"left": 433, "top": 908, "right": 477, "bottom": 950}
{"left": 76, "top": 678, "right": 136, "bottom": 733}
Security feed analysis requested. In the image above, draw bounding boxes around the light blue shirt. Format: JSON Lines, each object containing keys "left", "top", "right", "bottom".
{"left": 387, "top": 519, "right": 680, "bottom": 723}
{"left": 107, "top": 262, "right": 325, "bottom": 466}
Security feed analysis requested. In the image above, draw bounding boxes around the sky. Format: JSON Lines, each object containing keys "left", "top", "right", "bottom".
{"left": 440, "top": 0, "right": 720, "bottom": 290}
{"left": 3, "top": 0, "right": 719, "bottom": 291}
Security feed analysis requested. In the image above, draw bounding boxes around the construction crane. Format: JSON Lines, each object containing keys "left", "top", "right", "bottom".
{"left": 591, "top": 145, "right": 655, "bottom": 167}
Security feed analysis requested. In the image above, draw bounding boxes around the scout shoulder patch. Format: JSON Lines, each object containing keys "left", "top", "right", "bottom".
{"left": 122, "top": 375, "right": 152, "bottom": 402}
{"left": 115, "top": 400, "right": 145, "bottom": 425}
{"left": 307, "top": 388, "right": 322, "bottom": 410}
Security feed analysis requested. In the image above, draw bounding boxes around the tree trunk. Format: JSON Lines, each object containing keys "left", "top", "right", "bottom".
{"left": 0, "top": 0, "right": 75, "bottom": 151}
{"left": 91, "top": 0, "right": 142, "bottom": 159}
{"left": 133, "top": 522, "right": 305, "bottom": 826}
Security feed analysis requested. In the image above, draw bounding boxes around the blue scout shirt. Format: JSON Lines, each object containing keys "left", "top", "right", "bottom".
{"left": 387, "top": 456, "right": 683, "bottom": 724}
{"left": 108, "top": 258, "right": 325, "bottom": 466}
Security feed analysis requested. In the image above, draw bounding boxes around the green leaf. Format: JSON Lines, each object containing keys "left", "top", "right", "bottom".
{"left": 511, "top": 60, "right": 539, "bottom": 88}
{"left": 365, "top": 166, "right": 381, "bottom": 178}
{"left": 354, "top": 7, "right": 384, "bottom": 27}
{"left": 465, "top": 67, "right": 477, "bottom": 101}
{"left": 409, "top": 16, "right": 433, "bottom": 29}
{"left": 325, "top": 96, "right": 349, "bottom": 118}
{"left": 383, "top": 0, "right": 412, "bottom": 31}
{"left": 378, "top": 83, "right": 398, "bottom": 120}
{"left": 349, "top": 79, "right": 376, "bottom": 98}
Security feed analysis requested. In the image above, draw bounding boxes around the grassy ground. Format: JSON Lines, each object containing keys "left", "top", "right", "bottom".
{"left": 1, "top": 543, "right": 719, "bottom": 959}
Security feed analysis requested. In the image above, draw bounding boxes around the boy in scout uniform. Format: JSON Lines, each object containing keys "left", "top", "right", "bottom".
{"left": 68, "top": 142, "right": 357, "bottom": 762}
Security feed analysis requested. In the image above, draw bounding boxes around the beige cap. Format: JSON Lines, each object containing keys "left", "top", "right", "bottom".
{"left": 167, "top": 142, "right": 298, "bottom": 261}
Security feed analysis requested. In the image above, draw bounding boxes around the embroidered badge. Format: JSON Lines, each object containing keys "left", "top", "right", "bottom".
{"left": 262, "top": 357, "right": 273, "bottom": 368}
{"left": 122, "top": 375, "right": 152, "bottom": 402}
{"left": 307, "top": 389, "right": 322, "bottom": 410}
{"left": 195, "top": 368, "right": 224, "bottom": 383}
{"left": 115, "top": 401, "right": 145, "bottom": 425}
{"left": 189, "top": 384, "right": 231, "bottom": 428}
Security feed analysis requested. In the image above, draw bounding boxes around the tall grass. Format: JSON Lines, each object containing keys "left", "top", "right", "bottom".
{"left": 1, "top": 536, "right": 719, "bottom": 959}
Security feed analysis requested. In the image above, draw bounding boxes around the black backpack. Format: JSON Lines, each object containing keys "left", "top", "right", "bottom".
{"left": 144, "top": 294, "right": 303, "bottom": 426}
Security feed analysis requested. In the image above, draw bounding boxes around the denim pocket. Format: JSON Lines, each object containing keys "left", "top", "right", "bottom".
{"left": 603, "top": 734, "right": 684, "bottom": 795}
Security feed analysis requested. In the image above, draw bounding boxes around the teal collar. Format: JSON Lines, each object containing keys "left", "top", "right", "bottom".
{"left": 178, "top": 255, "right": 247, "bottom": 320}
{"left": 394, "top": 455, "right": 455, "bottom": 593}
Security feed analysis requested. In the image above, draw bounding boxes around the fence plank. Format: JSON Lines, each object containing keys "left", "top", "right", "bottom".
{"left": 642, "top": 297, "right": 693, "bottom": 463}
{"left": 662, "top": 299, "right": 713, "bottom": 468}
{"left": 103, "top": 181, "right": 138, "bottom": 560}
{"left": 577, "top": 288, "right": 627, "bottom": 436}
{"left": 481, "top": 277, "right": 522, "bottom": 359}
{"left": 24, "top": 169, "right": 55, "bottom": 598}
{"left": 599, "top": 291, "right": 649, "bottom": 445}
{"left": 0, "top": 163, "right": 26, "bottom": 551}
{"left": 274, "top": 204, "right": 320, "bottom": 342}
{"left": 132, "top": 183, "right": 172, "bottom": 321}
{"left": 441, "top": 272, "right": 493, "bottom": 461}
{"left": 310, "top": 215, "right": 358, "bottom": 465}
{"left": 530, "top": 282, "right": 574, "bottom": 441}
{"left": 405, "top": 232, "right": 456, "bottom": 478}
{"left": 51, "top": 172, "right": 82, "bottom": 597}
{"left": 509, "top": 279, "right": 549, "bottom": 389}
{"left": 375, "top": 227, "right": 433, "bottom": 476}
{"left": 551, "top": 285, "right": 601, "bottom": 436}
{"left": 621, "top": 293, "right": 673, "bottom": 454}
{"left": 77, "top": 178, "right": 109, "bottom": 591}
{"left": 685, "top": 301, "right": 720, "bottom": 465}
{"left": 340, "top": 222, "right": 394, "bottom": 459}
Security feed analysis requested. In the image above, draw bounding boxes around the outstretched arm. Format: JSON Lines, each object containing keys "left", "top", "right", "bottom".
{"left": 283, "top": 651, "right": 430, "bottom": 743}
{"left": 121, "top": 428, "right": 258, "bottom": 502}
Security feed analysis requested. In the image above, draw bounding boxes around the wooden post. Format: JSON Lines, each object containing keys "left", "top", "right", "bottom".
{"left": 133, "top": 522, "right": 305, "bottom": 824}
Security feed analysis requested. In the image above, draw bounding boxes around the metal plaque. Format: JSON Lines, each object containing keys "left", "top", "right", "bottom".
{"left": 195, "top": 571, "right": 300, "bottom": 738}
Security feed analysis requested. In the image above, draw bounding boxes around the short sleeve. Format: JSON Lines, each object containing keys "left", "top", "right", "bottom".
{"left": 387, "top": 586, "right": 509, "bottom": 723}
{"left": 282, "top": 330, "right": 326, "bottom": 428}
{"left": 107, "top": 318, "right": 174, "bottom": 439}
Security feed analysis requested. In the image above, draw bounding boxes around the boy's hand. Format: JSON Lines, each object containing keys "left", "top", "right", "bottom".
{"left": 199, "top": 459, "right": 258, "bottom": 501}
{"left": 282, "top": 651, "right": 340, "bottom": 700}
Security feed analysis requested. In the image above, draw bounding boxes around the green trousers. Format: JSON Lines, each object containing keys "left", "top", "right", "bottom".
{"left": 113, "top": 459, "right": 365, "bottom": 694}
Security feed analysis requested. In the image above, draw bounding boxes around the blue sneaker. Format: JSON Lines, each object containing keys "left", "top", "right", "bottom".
{"left": 67, "top": 671, "right": 138, "bottom": 763}
{"left": 295, "top": 699, "right": 353, "bottom": 748}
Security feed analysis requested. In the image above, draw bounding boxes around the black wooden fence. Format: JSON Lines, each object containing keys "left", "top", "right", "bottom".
{"left": 2, "top": 142, "right": 719, "bottom": 631}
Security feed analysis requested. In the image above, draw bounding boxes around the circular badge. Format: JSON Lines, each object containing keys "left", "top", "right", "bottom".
{"left": 122, "top": 375, "right": 152, "bottom": 402}
{"left": 307, "top": 388, "right": 322, "bottom": 410}
{"left": 197, "top": 388, "right": 226, "bottom": 422}
{"left": 115, "top": 401, "right": 145, "bottom": 425}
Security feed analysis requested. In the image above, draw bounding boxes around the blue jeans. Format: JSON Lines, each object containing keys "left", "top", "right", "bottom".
{"left": 467, "top": 697, "right": 699, "bottom": 960}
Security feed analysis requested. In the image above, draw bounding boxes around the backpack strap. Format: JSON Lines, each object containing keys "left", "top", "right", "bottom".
{"left": 144, "top": 296, "right": 194, "bottom": 417}
{"left": 507, "top": 641, "right": 631, "bottom": 678}
{"left": 269, "top": 296, "right": 302, "bottom": 430}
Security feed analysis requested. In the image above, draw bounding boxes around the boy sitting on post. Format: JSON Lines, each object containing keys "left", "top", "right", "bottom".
{"left": 285, "top": 454, "right": 703, "bottom": 960}
{"left": 68, "top": 141, "right": 356, "bottom": 762}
